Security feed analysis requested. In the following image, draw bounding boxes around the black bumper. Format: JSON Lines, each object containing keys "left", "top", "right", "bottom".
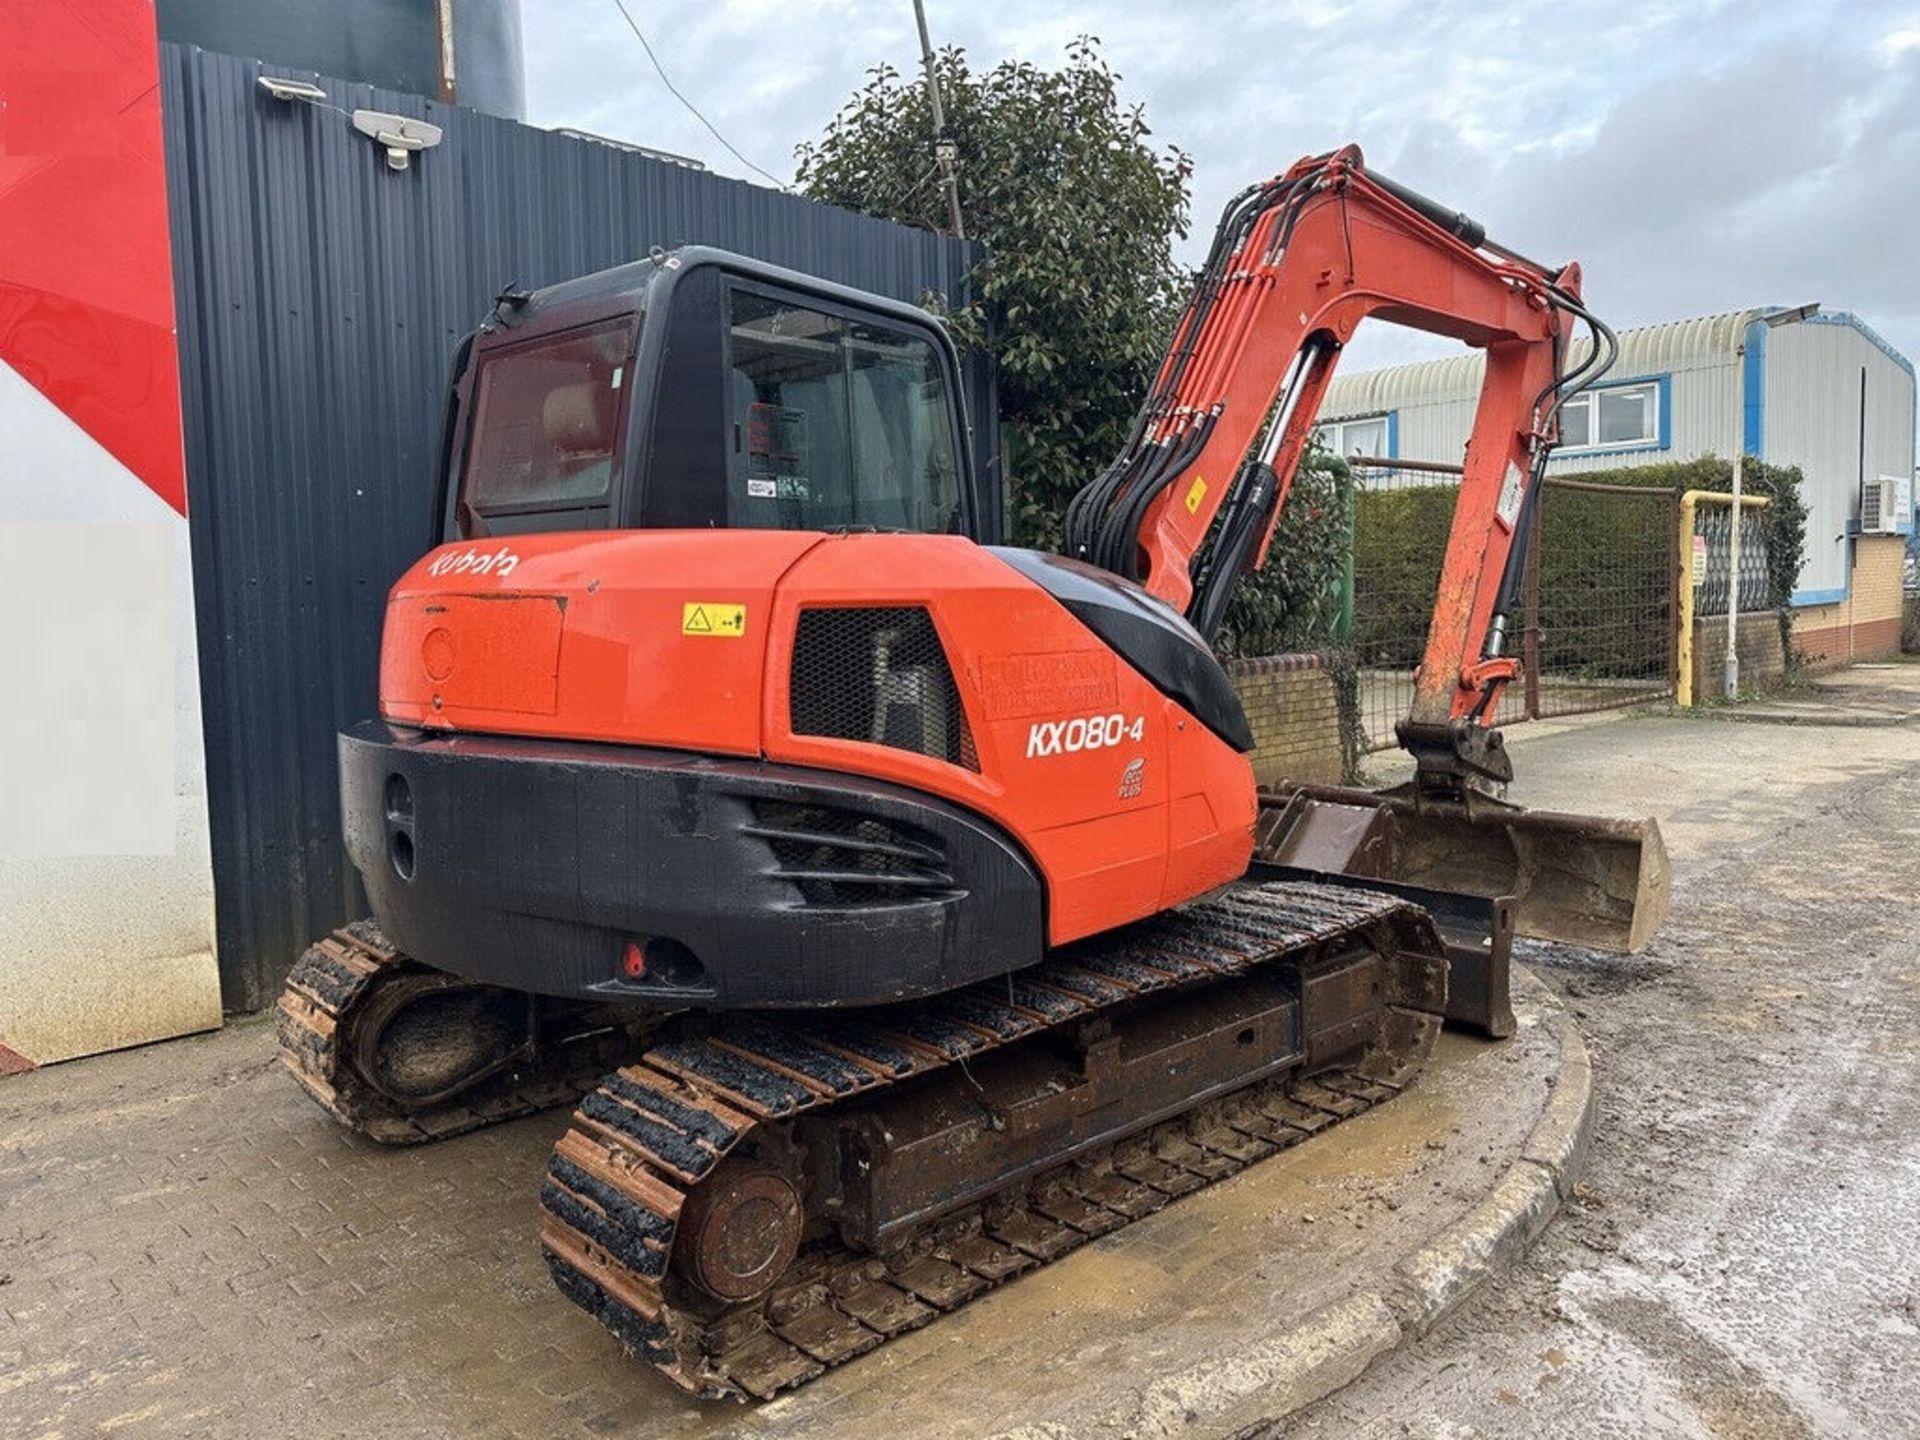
{"left": 340, "top": 721, "right": 1045, "bottom": 1009}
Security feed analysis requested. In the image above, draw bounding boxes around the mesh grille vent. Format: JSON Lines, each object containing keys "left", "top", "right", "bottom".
{"left": 744, "top": 800, "right": 955, "bottom": 906}
{"left": 790, "top": 607, "right": 978, "bottom": 770}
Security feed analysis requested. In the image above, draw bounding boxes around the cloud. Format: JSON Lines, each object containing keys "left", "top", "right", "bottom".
{"left": 522, "top": 0, "right": 1920, "bottom": 412}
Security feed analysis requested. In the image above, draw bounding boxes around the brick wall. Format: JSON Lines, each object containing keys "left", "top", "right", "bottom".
{"left": 1794, "top": 535, "right": 1907, "bottom": 668}
{"left": 1228, "top": 655, "right": 1347, "bottom": 787}
{"left": 1691, "top": 613, "right": 1786, "bottom": 698}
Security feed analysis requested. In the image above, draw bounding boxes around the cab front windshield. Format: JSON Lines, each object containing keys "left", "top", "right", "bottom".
{"left": 462, "top": 315, "right": 637, "bottom": 515}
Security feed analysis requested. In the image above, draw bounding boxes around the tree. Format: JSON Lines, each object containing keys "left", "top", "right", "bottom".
{"left": 796, "top": 39, "right": 1191, "bottom": 551}
{"left": 798, "top": 39, "right": 1355, "bottom": 673}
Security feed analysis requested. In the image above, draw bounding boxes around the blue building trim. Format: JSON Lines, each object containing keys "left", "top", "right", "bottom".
{"left": 1743, "top": 317, "right": 1767, "bottom": 456}
{"left": 1802, "top": 310, "right": 1917, "bottom": 378}
{"left": 1762, "top": 310, "right": 1840, "bottom": 611}
{"left": 1385, "top": 408, "right": 1400, "bottom": 460}
{"left": 1791, "top": 585, "right": 1849, "bottom": 607}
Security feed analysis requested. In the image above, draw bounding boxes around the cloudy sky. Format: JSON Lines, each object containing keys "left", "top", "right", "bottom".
{"left": 523, "top": 1, "right": 1920, "bottom": 377}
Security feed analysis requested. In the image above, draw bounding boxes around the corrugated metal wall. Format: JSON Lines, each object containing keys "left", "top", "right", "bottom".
{"left": 1764, "top": 317, "right": 1916, "bottom": 600}
{"left": 160, "top": 44, "right": 993, "bottom": 1009}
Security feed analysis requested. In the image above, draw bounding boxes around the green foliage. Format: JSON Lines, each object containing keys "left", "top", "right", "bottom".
{"left": 795, "top": 38, "right": 1191, "bottom": 552}
{"left": 1532, "top": 484, "right": 1675, "bottom": 679}
{"left": 1214, "top": 450, "right": 1356, "bottom": 658}
{"left": 1350, "top": 482, "right": 1461, "bottom": 666}
{"left": 1681, "top": 455, "right": 1809, "bottom": 666}
{"left": 1348, "top": 455, "right": 1810, "bottom": 679}
{"left": 1533, "top": 455, "right": 1808, "bottom": 672}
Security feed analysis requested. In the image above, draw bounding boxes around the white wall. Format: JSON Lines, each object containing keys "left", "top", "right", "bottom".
{"left": 0, "top": 360, "right": 220, "bottom": 1065}
{"left": 1763, "top": 318, "right": 1917, "bottom": 602}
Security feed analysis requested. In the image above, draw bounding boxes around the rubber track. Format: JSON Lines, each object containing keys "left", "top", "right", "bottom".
{"left": 275, "top": 921, "right": 631, "bottom": 1144}
{"left": 538, "top": 880, "right": 1448, "bottom": 1399}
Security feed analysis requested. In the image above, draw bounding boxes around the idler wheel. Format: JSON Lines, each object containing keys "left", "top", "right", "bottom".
{"left": 350, "top": 973, "right": 527, "bottom": 1107}
{"left": 676, "top": 1160, "right": 804, "bottom": 1304}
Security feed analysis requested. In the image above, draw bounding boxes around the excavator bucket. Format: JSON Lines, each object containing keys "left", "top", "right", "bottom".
{"left": 1256, "top": 784, "right": 1671, "bottom": 1033}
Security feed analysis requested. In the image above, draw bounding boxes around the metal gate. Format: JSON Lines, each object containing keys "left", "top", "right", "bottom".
{"left": 1349, "top": 468, "right": 1678, "bottom": 751}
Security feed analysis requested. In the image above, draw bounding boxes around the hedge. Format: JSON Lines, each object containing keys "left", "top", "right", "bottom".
{"left": 1349, "top": 456, "right": 1808, "bottom": 679}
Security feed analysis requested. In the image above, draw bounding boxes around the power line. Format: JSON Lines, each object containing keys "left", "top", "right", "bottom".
{"left": 605, "top": 0, "right": 789, "bottom": 189}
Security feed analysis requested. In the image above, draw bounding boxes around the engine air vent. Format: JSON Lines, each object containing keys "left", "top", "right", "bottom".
{"left": 744, "top": 800, "right": 956, "bottom": 907}
{"left": 790, "top": 607, "right": 978, "bottom": 770}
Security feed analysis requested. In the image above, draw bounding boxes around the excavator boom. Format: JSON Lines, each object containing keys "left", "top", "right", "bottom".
{"left": 1071, "top": 145, "right": 1667, "bottom": 962}
{"left": 1070, "top": 144, "right": 1612, "bottom": 786}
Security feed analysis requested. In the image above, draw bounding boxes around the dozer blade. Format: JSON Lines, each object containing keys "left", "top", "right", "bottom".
{"left": 1258, "top": 784, "right": 1672, "bottom": 956}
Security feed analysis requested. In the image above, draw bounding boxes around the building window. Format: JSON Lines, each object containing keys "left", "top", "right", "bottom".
{"left": 1314, "top": 414, "right": 1391, "bottom": 463}
{"left": 1557, "top": 381, "right": 1659, "bottom": 451}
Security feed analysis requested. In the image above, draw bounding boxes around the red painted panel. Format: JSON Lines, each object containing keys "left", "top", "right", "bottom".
{"left": 0, "top": 0, "right": 186, "bottom": 515}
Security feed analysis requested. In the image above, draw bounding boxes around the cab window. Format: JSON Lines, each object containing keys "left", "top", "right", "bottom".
{"left": 463, "top": 316, "right": 637, "bottom": 514}
{"left": 726, "top": 289, "right": 962, "bottom": 534}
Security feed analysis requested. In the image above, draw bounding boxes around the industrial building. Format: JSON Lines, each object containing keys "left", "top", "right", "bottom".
{"left": 1316, "top": 308, "right": 1918, "bottom": 666}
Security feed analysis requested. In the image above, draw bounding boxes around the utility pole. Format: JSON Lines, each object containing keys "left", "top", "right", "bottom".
{"left": 1726, "top": 303, "right": 1820, "bottom": 700}
{"left": 912, "top": 0, "right": 966, "bottom": 241}
{"left": 1725, "top": 328, "right": 1746, "bottom": 701}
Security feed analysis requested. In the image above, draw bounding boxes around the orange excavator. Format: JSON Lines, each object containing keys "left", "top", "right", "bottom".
{"left": 277, "top": 145, "right": 1666, "bottom": 1398}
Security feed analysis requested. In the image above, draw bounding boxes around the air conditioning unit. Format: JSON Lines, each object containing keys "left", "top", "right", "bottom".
{"left": 1860, "top": 476, "right": 1900, "bottom": 535}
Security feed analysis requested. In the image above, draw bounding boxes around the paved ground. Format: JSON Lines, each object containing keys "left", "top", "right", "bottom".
{"left": 8, "top": 667, "right": 1918, "bottom": 1437}
{"left": 1278, "top": 666, "right": 1920, "bottom": 1437}
{"left": 1, "top": 963, "right": 1578, "bottom": 1439}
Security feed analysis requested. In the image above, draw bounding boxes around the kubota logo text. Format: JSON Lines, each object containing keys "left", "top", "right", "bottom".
{"left": 1026, "top": 713, "right": 1145, "bottom": 759}
{"left": 428, "top": 545, "right": 520, "bottom": 579}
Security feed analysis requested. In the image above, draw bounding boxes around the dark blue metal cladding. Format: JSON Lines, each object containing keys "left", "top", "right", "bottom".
{"left": 157, "top": 0, "right": 529, "bottom": 119}
{"left": 159, "top": 44, "right": 997, "bottom": 1009}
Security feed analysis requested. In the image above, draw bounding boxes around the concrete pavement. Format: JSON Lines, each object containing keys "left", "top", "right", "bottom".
{"left": 0, "top": 961, "right": 1587, "bottom": 1440}
{"left": 1271, "top": 663, "right": 1920, "bottom": 1437}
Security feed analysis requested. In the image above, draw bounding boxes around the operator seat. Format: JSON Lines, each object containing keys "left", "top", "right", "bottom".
{"left": 542, "top": 380, "right": 616, "bottom": 502}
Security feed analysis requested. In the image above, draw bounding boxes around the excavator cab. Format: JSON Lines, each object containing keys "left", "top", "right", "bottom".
{"left": 432, "top": 248, "right": 985, "bottom": 545}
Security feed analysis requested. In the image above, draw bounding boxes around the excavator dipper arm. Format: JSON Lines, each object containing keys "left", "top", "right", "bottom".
{"left": 1066, "top": 145, "right": 1617, "bottom": 789}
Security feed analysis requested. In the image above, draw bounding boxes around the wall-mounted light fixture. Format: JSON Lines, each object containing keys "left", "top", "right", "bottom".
{"left": 350, "top": 110, "right": 444, "bottom": 172}
{"left": 256, "top": 73, "right": 443, "bottom": 175}
{"left": 256, "top": 76, "right": 329, "bottom": 104}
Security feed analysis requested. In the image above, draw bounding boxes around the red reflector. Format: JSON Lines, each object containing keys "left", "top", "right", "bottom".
{"left": 622, "top": 941, "right": 646, "bottom": 979}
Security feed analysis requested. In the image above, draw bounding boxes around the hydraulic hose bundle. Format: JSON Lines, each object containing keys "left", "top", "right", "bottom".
{"left": 1064, "top": 160, "right": 1333, "bottom": 586}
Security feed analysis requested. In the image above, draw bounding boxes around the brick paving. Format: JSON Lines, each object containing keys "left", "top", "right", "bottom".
{"left": 0, "top": 1019, "right": 726, "bottom": 1439}
{"left": 0, "top": 991, "right": 1560, "bottom": 1439}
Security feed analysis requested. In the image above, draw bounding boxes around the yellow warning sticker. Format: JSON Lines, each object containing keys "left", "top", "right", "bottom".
{"left": 1184, "top": 476, "right": 1209, "bottom": 514}
{"left": 682, "top": 602, "right": 747, "bottom": 637}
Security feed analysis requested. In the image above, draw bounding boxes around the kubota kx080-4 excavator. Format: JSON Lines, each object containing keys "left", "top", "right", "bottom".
{"left": 277, "top": 145, "right": 1668, "bottom": 1398}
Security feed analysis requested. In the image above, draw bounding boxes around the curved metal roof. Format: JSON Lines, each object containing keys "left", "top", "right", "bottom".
{"left": 1325, "top": 308, "right": 1767, "bottom": 414}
